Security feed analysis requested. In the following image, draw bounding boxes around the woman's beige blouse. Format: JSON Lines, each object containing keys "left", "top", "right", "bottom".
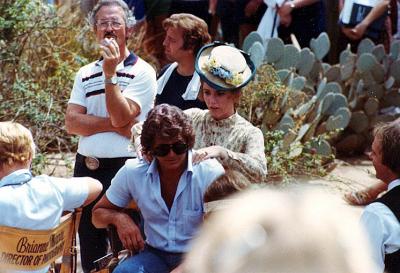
{"left": 185, "top": 108, "right": 267, "bottom": 183}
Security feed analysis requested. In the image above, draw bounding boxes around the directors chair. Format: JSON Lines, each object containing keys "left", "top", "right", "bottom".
{"left": 0, "top": 208, "right": 82, "bottom": 273}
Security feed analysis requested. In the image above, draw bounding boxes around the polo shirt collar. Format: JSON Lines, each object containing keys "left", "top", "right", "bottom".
{"left": 388, "top": 179, "right": 400, "bottom": 191}
{"left": 147, "top": 150, "right": 194, "bottom": 178}
{"left": 95, "top": 51, "right": 138, "bottom": 67}
{"left": 0, "top": 169, "right": 32, "bottom": 187}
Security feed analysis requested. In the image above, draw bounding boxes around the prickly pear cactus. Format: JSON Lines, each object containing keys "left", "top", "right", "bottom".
{"left": 239, "top": 29, "right": 400, "bottom": 174}
{"left": 242, "top": 31, "right": 264, "bottom": 53}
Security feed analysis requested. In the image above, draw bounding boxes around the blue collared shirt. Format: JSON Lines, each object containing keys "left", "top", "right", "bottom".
{"left": 106, "top": 150, "right": 225, "bottom": 253}
{"left": 361, "top": 179, "right": 400, "bottom": 273}
{"left": 0, "top": 169, "right": 88, "bottom": 273}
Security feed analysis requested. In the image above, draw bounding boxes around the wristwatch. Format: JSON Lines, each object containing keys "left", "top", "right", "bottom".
{"left": 104, "top": 75, "right": 118, "bottom": 85}
{"left": 290, "top": 1, "right": 296, "bottom": 9}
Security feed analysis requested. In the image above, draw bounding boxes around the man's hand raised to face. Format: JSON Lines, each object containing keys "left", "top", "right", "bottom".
{"left": 100, "top": 37, "right": 120, "bottom": 78}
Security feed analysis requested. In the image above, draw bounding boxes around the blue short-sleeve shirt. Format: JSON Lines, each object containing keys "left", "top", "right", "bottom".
{"left": 106, "top": 150, "right": 224, "bottom": 253}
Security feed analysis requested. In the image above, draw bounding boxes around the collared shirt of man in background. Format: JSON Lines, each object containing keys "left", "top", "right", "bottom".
{"left": 156, "top": 13, "right": 211, "bottom": 110}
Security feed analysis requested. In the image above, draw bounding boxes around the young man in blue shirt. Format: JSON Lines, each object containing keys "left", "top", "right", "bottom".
{"left": 92, "top": 104, "right": 224, "bottom": 273}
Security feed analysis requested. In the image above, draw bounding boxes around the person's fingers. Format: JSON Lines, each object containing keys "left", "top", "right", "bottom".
{"left": 121, "top": 234, "right": 134, "bottom": 250}
{"left": 135, "top": 233, "right": 145, "bottom": 251}
{"left": 100, "top": 45, "right": 116, "bottom": 60}
{"left": 192, "top": 153, "right": 201, "bottom": 164}
{"left": 110, "top": 39, "right": 119, "bottom": 55}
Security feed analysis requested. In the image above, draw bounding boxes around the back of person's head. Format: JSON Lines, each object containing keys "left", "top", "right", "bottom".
{"left": 184, "top": 187, "right": 377, "bottom": 273}
{"left": 0, "top": 122, "right": 35, "bottom": 170}
{"left": 203, "top": 170, "right": 252, "bottom": 215}
{"left": 163, "top": 13, "right": 211, "bottom": 55}
{"left": 373, "top": 121, "right": 400, "bottom": 176}
{"left": 204, "top": 170, "right": 251, "bottom": 203}
{"left": 89, "top": 0, "right": 135, "bottom": 28}
{"left": 141, "top": 104, "right": 195, "bottom": 155}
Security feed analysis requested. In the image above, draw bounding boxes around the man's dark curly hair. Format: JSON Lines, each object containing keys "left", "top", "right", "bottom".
{"left": 373, "top": 120, "right": 400, "bottom": 176}
{"left": 141, "top": 104, "right": 195, "bottom": 155}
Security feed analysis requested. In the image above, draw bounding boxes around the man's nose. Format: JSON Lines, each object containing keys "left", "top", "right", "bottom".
{"left": 208, "top": 95, "right": 217, "bottom": 104}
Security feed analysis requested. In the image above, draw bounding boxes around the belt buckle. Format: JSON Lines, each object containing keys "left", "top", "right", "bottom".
{"left": 84, "top": 156, "right": 100, "bottom": 170}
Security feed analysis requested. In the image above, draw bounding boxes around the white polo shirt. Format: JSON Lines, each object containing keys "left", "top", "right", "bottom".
{"left": 68, "top": 53, "right": 157, "bottom": 158}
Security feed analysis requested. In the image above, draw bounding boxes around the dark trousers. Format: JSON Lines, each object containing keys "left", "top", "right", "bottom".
{"left": 73, "top": 154, "right": 131, "bottom": 273}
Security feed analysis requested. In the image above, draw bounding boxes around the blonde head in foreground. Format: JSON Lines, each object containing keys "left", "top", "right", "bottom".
{"left": 184, "top": 187, "right": 377, "bottom": 273}
{"left": 0, "top": 122, "right": 35, "bottom": 171}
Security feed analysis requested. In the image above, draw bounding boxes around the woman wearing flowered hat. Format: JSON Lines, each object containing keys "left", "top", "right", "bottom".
{"left": 186, "top": 41, "right": 267, "bottom": 183}
{"left": 132, "top": 42, "right": 267, "bottom": 183}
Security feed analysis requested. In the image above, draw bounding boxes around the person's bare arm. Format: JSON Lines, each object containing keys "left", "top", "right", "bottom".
{"left": 341, "top": 0, "right": 389, "bottom": 40}
{"left": 209, "top": 0, "right": 218, "bottom": 15}
{"left": 82, "top": 177, "right": 103, "bottom": 206}
{"left": 65, "top": 103, "right": 134, "bottom": 138}
{"left": 351, "top": 0, "right": 389, "bottom": 39}
{"left": 92, "top": 195, "right": 145, "bottom": 252}
{"left": 244, "top": 0, "right": 263, "bottom": 17}
{"left": 52, "top": 177, "right": 102, "bottom": 206}
{"left": 338, "top": 0, "right": 344, "bottom": 11}
{"left": 279, "top": 0, "right": 320, "bottom": 17}
{"left": 101, "top": 38, "right": 141, "bottom": 127}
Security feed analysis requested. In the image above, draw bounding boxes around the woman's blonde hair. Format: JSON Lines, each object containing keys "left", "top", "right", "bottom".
{"left": 0, "top": 122, "right": 35, "bottom": 169}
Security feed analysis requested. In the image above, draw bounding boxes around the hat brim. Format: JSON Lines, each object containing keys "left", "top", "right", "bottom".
{"left": 195, "top": 42, "right": 256, "bottom": 92}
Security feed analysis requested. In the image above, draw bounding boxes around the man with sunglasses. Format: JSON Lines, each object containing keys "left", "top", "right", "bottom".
{"left": 92, "top": 104, "right": 225, "bottom": 273}
{"left": 65, "top": 0, "right": 156, "bottom": 272}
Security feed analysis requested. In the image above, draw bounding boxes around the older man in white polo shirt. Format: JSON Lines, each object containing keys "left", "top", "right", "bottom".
{"left": 64, "top": 0, "right": 156, "bottom": 272}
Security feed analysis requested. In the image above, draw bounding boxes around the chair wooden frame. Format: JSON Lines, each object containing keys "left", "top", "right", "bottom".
{"left": 0, "top": 208, "right": 82, "bottom": 273}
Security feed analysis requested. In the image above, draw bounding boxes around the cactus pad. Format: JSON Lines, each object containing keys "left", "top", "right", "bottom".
{"left": 309, "top": 32, "right": 330, "bottom": 61}
{"left": 242, "top": 31, "right": 264, "bottom": 53}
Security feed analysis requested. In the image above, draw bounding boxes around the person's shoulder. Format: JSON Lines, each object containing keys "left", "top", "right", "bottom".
{"left": 124, "top": 158, "right": 151, "bottom": 173}
{"left": 135, "top": 56, "right": 156, "bottom": 74}
{"left": 363, "top": 201, "right": 395, "bottom": 219}
{"left": 158, "top": 63, "right": 174, "bottom": 78}
{"left": 235, "top": 114, "right": 261, "bottom": 132}
{"left": 78, "top": 59, "right": 100, "bottom": 71}
{"left": 184, "top": 108, "right": 206, "bottom": 119}
{"left": 193, "top": 158, "right": 223, "bottom": 172}
{"left": 75, "top": 59, "right": 101, "bottom": 78}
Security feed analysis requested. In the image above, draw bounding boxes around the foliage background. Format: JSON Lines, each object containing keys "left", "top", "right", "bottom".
{"left": 0, "top": 0, "right": 330, "bottom": 179}
{"left": 0, "top": 0, "right": 152, "bottom": 174}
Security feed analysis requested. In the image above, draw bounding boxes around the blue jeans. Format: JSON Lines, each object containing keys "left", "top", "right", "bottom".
{"left": 113, "top": 245, "right": 183, "bottom": 273}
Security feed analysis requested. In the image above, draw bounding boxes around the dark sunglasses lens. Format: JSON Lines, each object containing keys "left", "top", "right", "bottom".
{"left": 153, "top": 144, "right": 170, "bottom": 157}
{"left": 172, "top": 143, "right": 188, "bottom": 155}
{"left": 153, "top": 143, "right": 188, "bottom": 157}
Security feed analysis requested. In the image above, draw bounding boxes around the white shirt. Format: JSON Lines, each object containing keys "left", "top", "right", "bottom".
{"left": 69, "top": 53, "right": 157, "bottom": 158}
{"left": 361, "top": 179, "right": 400, "bottom": 273}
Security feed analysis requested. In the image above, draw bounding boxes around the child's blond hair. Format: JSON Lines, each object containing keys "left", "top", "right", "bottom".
{"left": 0, "top": 122, "right": 35, "bottom": 169}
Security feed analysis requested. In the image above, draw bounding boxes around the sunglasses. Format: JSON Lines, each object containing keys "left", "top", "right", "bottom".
{"left": 153, "top": 142, "right": 188, "bottom": 157}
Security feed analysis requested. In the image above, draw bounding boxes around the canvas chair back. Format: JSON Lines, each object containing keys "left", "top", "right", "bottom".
{"left": 0, "top": 208, "right": 82, "bottom": 273}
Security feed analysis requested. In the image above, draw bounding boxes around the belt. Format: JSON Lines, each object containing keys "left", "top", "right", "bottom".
{"left": 76, "top": 153, "right": 134, "bottom": 171}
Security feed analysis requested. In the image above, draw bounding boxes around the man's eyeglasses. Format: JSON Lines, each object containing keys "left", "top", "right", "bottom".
{"left": 96, "top": 21, "right": 123, "bottom": 30}
{"left": 153, "top": 142, "right": 188, "bottom": 157}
